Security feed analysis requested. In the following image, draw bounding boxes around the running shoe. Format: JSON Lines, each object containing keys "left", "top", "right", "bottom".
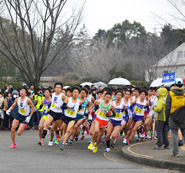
{"left": 65, "top": 140, "right": 69, "bottom": 146}
{"left": 145, "top": 134, "right": 149, "bottom": 140}
{"left": 164, "top": 145, "right": 170, "bottom": 149}
{"left": 55, "top": 140, "right": 59, "bottom": 145}
{"left": 111, "top": 142, "right": 115, "bottom": 148}
{"left": 105, "top": 148, "right": 110, "bottom": 152}
{"left": 81, "top": 135, "right": 85, "bottom": 140}
{"left": 140, "top": 133, "right": 145, "bottom": 139}
{"left": 57, "top": 135, "right": 61, "bottom": 142}
{"left": 60, "top": 144, "right": 64, "bottom": 151}
{"left": 123, "top": 138, "right": 127, "bottom": 144}
{"left": 9, "top": 144, "right": 16, "bottom": 149}
{"left": 126, "top": 140, "right": 130, "bottom": 145}
{"left": 48, "top": 140, "right": 53, "bottom": 146}
{"left": 74, "top": 135, "right": 78, "bottom": 141}
{"left": 88, "top": 142, "right": 94, "bottom": 150}
{"left": 136, "top": 137, "right": 141, "bottom": 141}
{"left": 171, "top": 153, "right": 180, "bottom": 157}
{"left": 38, "top": 139, "right": 44, "bottom": 146}
{"left": 153, "top": 145, "right": 164, "bottom": 150}
{"left": 93, "top": 146, "right": 98, "bottom": 153}
{"left": 68, "top": 140, "right": 73, "bottom": 145}
{"left": 53, "top": 138, "right": 57, "bottom": 142}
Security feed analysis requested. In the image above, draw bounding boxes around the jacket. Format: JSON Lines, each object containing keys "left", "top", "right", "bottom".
{"left": 8, "top": 98, "right": 18, "bottom": 119}
{"left": 3, "top": 97, "right": 9, "bottom": 111}
{"left": 154, "top": 88, "right": 167, "bottom": 121}
{"left": 165, "top": 86, "right": 185, "bottom": 129}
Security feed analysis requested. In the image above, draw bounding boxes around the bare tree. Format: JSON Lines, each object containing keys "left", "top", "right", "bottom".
{"left": 167, "top": 0, "right": 185, "bottom": 24}
{"left": 0, "top": 0, "right": 84, "bottom": 87}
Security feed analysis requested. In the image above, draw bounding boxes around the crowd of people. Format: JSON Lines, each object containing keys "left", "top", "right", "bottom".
{"left": 1, "top": 78, "right": 185, "bottom": 157}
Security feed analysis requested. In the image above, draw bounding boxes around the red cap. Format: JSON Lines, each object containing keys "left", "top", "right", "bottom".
{"left": 183, "top": 78, "right": 185, "bottom": 84}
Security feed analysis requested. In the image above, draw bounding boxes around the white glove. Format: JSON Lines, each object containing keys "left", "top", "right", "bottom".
{"left": 6, "top": 109, "right": 11, "bottom": 116}
{"left": 25, "top": 116, "right": 31, "bottom": 123}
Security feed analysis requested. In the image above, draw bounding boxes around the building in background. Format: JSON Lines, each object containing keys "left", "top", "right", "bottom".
{"left": 145, "top": 43, "right": 185, "bottom": 82}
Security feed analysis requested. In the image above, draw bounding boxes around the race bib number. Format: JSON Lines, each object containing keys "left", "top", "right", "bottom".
{"left": 98, "top": 111, "right": 106, "bottom": 117}
{"left": 51, "top": 104, "right": 57, "bottom": 108}
{"left": 116, "top": 113, "right": 121, "bottom": 118}
{"left": 134, "top": 107, "right": 143, "bottom": 114}
{"left": 19, "top": 108, "right": 26, "bottom": 114}
{"left": 66, "top": 109, "right": 75, "bottom": 116}
{"left": 78, "top": 109, "right": 85, "bottom": 114}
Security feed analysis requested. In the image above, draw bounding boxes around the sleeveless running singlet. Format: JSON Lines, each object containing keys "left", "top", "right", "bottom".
{"left": 96, "top": 101, "right": 111, "bottom": 121}
{"left": 18, "top": 97, "right": 30, "bottom": 116}
{"left": 65, "top": 97, "right": 80, "bottom": 118}
{"left": 50, "top": 93, "right": 63, "bottom": 113}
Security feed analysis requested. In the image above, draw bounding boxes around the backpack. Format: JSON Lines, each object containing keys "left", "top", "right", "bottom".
{"left": 171, "top": 106, "right": 185, "bottom": 125}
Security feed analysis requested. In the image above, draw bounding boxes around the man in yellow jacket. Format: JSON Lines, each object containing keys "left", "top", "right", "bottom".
{"left": 34, "top": 88, "right": 45, "bottom": 126}
{"left": 153, "top": 87, "right": 169, "bottom": 150}
{"left": 165, "top": 78, "right": 185, "bottom": 156}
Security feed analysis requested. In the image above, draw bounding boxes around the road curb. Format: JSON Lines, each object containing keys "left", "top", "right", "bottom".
{"left": 121, "top": 143, "right": 185, "bottom": 172}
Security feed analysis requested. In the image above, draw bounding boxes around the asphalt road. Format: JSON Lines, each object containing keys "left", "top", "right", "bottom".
{"left": 0, "top": 130, "right": 173, "bottom": 173}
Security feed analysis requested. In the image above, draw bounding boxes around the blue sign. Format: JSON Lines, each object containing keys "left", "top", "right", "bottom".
{"left": 162, "top": 72, "right": 175, "bottom": 83}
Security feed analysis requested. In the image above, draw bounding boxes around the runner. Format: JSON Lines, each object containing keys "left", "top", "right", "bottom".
{"left": 37, "top": 88, "right": 52, "bottom": 145}
{"left": 105, "top": 90, "right": 128, "bottom": 152}
{"left": 60, "top": 86, "right": 83, "bottom": 150}
{"left": 88, "top": 92, "right": 115, "bottom": 153}
{"left": 89, "top": 89, "right": 107, "bottom": 142}
{"left": 6, "top": 87, "right": 35, "bottom": 149}
{"left": 38, "top": 82, "right": 66, "bottom": 146}
{"left": 71, "top": 87, "right": 90, "bottom": 142}
{"left": 126, "top": 89, "right": 149, "bottom": 145}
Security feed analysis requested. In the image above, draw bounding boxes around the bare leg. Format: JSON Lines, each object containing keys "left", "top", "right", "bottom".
{"left": 10, "top": 119, "right": 20, "bottom": 144}
{"left": 129, "top": 121, "right": 142, "bottom": 141}
{"left": 38, "top": 118, "right": 45, "bottom": 140}
{"left": 62, "top": 121, "right": 75, "bottom": 145}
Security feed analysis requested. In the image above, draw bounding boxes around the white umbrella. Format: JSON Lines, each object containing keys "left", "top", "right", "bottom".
{"left": 163, "top": 81, "right": 174, "bottom": 87}
{"left": 63, "top": 86, "right": 70, "bottom": 89}
{"left": 108, "top": 77, "right": 131, "bottom": 85}
{"left": 150, "top": 78, "right": 174, "bottom": 87}
{"left": 80, "top": 82, "right": 92, "bottom": 87}
{"left": 93, "top": 82, "right": 108, "bottom": 88}
{"left": 150, "top": 78, "right": 163, "bottom": 87}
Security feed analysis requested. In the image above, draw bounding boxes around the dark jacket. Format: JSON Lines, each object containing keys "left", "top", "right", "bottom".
{"left": 165, "top": 86, "right": 185, "bottom": 129}
{"left": 8, "top": 98, "right": 18, "bottom": 119}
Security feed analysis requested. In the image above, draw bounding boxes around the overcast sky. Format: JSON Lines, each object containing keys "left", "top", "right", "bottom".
{"left": 76, "top": 0, "right": 184, "bottom": 36}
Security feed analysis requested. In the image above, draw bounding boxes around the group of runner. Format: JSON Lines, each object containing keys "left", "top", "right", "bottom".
{"left": 7, "top": 82, "right": 159, "bottom": 153}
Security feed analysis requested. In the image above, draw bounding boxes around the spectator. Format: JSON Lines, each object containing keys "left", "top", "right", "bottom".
{"left": 3, "top": 92, "right": 11, "bottom": 130}
{"left": 8, "top": 90, "right": 19, "bottom": 129}
{"left": 91, "top": 88, "right": 97, "bottom": 100}
{"left": 165, "top": 78, "right": 185, "bottom": 156}
{"left": 0, "top": 92, "right": 4, "bottom": 129}
{"left": 30, "top": 85, "right": 35, "bottom": 96}
{"left": 153, "top": 88, "right": 169, "bottom": 150}
{"left": 98, "top": 85, "right": 103, "bottom": 91}
{"left": 34, "top": 88, "right": 44, "bottom": 126}
{"left": 28, "top": 92, "right": 38, "bottom": 130}
{"left": 8, "top": 85, "right": 14, "bottom": 93}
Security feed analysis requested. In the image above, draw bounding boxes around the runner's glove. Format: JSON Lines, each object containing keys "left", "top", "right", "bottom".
{"left": 25, "top": 116, "right": 31, "bottom": 123}
{"left": 108, "top": 110, "right": 116, "bottom": 117}
{"left": 106, "top": 112, "right": 111, "bottom": 117}
{"left": 6, "top": 109, "right": 11, "bottom": 116}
